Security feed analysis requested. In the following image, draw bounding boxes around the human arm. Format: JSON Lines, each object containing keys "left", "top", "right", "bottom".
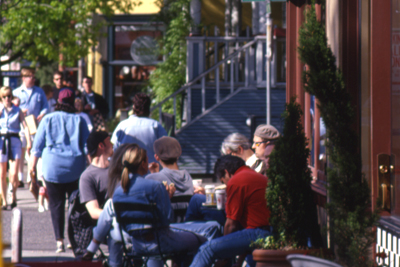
{"left": 85, "top": 200, "right": 102, "bottom": 220}
{"left": 223, "top": 218, "right": 241, "bottom": 236}
{"left": 194, "top": 186, "right": 205, "bottom": 195}
{"left": 20, "top": 110, "right": 31, "bottom": 155}
{"left": 148, "top": 162, "right": 160, "bottom": 173}
{"left": 29, "top": 155, "right": 39, "bottom": 183}
{"left": 37, "top": 89, "right": 49, "bottom": 122}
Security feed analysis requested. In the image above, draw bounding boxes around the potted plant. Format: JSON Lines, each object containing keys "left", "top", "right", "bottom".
{"left": 252, "top": 98, "right": 324, "bottom": 267}
{"left": 297, "top": 2, "right": 379, "bottom": 266}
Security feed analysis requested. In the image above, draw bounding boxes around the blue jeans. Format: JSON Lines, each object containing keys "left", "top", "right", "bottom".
{"left": 93, "top": 200, "right": 222, "bottom": 267}
{"left": 189, "top": 227, "right": 272, "bottom": 267}
{"left": 185, "top": 194, "right": 226, "bottom": 226}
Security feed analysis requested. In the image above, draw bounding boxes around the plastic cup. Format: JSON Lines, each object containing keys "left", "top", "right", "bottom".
{"left": 215, "top": 189, "right": 226, "bottom": 210}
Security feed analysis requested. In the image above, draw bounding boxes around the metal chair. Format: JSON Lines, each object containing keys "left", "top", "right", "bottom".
{"left": 170, "top": 194, "right": 193, "bottom": 223}
{"left": 113, "top": 202, "right": 178, "bottom": 267}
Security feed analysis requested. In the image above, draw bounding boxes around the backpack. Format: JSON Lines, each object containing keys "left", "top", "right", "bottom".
{"left": 68, "top": 189, "right": 96, "bottom": 258}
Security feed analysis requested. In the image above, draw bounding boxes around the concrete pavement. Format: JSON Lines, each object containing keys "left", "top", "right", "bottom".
{"left": 1, "top": 181, "right": 108, "bottom": 264}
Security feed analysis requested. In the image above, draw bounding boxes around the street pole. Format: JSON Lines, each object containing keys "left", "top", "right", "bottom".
{"left": 265, "top": 0, "right": 272, "bottom": 125}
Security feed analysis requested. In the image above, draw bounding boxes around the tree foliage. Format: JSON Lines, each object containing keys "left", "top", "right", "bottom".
{"left": 298, "top": 2, "right": 379, "bottom": 266}
{"left": 265, "top": 98, "right": 322, "bottom": 249}
{"left": 0, "top": 0, "right": 141, "bottom": 67}
{"left": 149, "top": 0, "right": 193, "bottom": 126}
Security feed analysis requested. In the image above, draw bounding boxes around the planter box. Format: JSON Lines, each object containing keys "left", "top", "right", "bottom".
{"left": 252, "top": 249, "right": 326, "bottom": 267}
{"left": 287, "top": 254, "right": 343, "bottom": 267}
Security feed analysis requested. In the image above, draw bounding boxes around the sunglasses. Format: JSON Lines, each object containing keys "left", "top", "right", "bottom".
{"left": 2, "top": 95, "right": 12, "bottom": 99}
{"left": 253, "top": 141, "right": 269, "bottom": 147}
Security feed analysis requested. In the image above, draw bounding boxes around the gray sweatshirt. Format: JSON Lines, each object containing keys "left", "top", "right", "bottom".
{"left": 146, "top": 168, "right": 194, "bottom": 196}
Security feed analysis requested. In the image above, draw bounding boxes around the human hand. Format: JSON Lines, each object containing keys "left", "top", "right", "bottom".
{"left": 26, "top": 144, "right": 32, "bottom": 156}
{"left": 36, "top": 114, "right": 44, "bottom": 123}
{"left": 163, "top": 181, "right": 176, "bottom": 198}
{"left": 22, "top": 109, "right": 28, "bottom": 116}
{"left": 194, "top": 186, "right": 205, "bottom": 195}
{"left": 148, "top": 162, "right": 160, "bottom": 173}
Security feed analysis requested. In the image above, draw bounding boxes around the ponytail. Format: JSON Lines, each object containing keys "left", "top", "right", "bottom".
{"left": 120, "top": 144, "right": 147, "bottom": 193}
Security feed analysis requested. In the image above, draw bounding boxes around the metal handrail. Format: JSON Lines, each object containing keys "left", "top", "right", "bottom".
{"left": 151, "top": 37, "right": 262, "bottom": 111}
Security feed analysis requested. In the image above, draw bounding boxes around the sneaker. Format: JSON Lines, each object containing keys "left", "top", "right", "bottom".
{"left": 38, "top": 205, "right": 45, "bottom": 213}
{"left": 56, "top": 242, "right": 65, "bottom": 253}
{"left": 18, "top": 181, "right": 24, "bottom": 188}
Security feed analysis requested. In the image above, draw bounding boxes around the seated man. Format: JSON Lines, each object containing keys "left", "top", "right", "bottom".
{"left": 252, "top": 124, "right": 281, "bottom": 173}
{"left": 80, "top": 130, "right": 113, "bottom": 219}
{"left": 146, "top": 136, "right": 194, "bottom": 196}
{"left": 189, "top": 155, "right": 271, "bottom": 267}
{"left": 147, "top": 136, "right": 194, "bottom": 222}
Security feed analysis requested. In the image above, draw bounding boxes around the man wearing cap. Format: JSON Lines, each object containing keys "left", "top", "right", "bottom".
{"left": 111, "top": 93, "right": 167, "bottom": 165}
{"left": 146, "top": 136, "right": 194, "bottom": 196}
{"left": 252, "top": 124, "right": 281, "bottom": 175}
{"left": 79, "top": 131, "right": 113, "bottom": 220}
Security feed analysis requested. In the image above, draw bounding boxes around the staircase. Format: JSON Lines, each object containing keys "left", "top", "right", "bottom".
{"left": 151, "top": 35, "right": 286, "bottom": 175}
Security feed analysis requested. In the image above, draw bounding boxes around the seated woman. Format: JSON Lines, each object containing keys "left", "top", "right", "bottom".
{"left": 84, "top": 144, "right": 220, "bottom": 267}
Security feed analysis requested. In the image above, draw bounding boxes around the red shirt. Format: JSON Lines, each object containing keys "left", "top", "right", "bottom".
{"left": 225, "top": 166, "right": 270, "bottom": 229}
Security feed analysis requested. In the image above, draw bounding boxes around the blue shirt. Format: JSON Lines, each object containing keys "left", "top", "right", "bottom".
{"left": 0, "top": 105, "right": 21, "bottom": 133}
{"left": 113, "top": 174, "right": 173, "bottom": 232}
{"left": 31, "top": 111, "right": 90, "bottom": 183}
{"left": 111, "top": 115, "right": 168, "bottom": 164}
{"left": 13, "top": 85, "right": 48, "bottom": 118}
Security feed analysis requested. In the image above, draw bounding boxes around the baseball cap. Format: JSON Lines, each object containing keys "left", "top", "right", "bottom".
{"left": 153, "top": 136, "right": 182, "bottom": 161}
{"left": 87, "top": 131, "right": 109, "bottom": 156}
{"left": 58, "top": 87, "right": 75, "bottom": 106}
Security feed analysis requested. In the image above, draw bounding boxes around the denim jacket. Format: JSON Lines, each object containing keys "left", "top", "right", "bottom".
{"left": 112, "top": 174, "right": 173, "bottom": 232}
{"left": 31, "top": 111, "right": 89, "bottom": 183}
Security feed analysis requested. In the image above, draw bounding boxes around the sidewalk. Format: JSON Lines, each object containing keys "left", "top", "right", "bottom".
{"left": 1, "top": 183, "right": 85, "bottom": 263}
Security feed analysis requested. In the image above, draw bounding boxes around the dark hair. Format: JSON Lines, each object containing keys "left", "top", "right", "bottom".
{"left": 213, "top": 155, "right": 246, "bottom": 180}
{"left": 82, "top": 76, "right": 92, "bottom": 82}
{"left": 53, "top": 71, "right": 63, "bottom": 78}
{"left": 132, "top": 93, "right": 150, "bottom": 117}
{"left": 42, "top": 84, "right": 53, "bottom": 95}
{"left": 107, "top": 143, "right": 131, "bottom": 198}
{"left": 160, "top": 158, "right": 178, "bottom": 165}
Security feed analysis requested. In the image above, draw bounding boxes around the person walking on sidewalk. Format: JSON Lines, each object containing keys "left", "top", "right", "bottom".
{"left": 30, "top": 89, "right": 89, "bottom": 253}
{"left": 0, "top": 86, "right": 31, "bottom": 210}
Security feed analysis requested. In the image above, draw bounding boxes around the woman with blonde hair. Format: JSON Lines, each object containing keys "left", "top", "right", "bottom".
{"left": 0, "top": 86, "right": 31, "bottom": 209}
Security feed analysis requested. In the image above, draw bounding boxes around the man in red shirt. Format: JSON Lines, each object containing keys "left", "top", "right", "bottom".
{"left": 189, "top": 155, "right": 271, "bottom": 267}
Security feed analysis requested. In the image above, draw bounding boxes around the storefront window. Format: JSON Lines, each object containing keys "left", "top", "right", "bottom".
{"left": 113, "top": 25, "right": 162, "bottom": 110}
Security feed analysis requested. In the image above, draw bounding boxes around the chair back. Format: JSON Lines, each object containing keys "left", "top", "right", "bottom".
{"left": 170, "top": 195, "right": 193, "bottom": 223}
{"left": 113, "top": 202, "right": 158, "bottom": 229}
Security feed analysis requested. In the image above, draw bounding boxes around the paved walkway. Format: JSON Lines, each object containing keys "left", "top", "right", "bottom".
{"left": 1, "top": 182, "right": 108, "bottom": 264}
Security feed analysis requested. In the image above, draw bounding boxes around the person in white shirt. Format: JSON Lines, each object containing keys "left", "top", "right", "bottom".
{"left": 75, "top": 98, "right": 93, "bottom": 132}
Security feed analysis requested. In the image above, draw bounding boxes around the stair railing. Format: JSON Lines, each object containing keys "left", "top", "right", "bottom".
{"left": 151, "top": 36, "right": 266, "bottom": 130}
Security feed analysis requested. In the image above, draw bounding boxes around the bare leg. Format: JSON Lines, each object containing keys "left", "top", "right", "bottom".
{"left": 0, "top": 162, "right": 8, "bottom": 207}
{"left": 19, "top": 147, "right": 26, "bottom": 183}
{"left": 9, "top": 159, "right": 20, "bottom": 204}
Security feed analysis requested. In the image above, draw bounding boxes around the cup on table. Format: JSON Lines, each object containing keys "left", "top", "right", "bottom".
{"left": 205, "top": 185, "right": 216, "bottom": 205}
{"left": 215, "top": 189, "right": 226, "bottom": 210}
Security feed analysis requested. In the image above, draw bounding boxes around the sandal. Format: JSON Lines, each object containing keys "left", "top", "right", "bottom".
{"left": 1, "top": 205, "right": 7, "bottom": 211}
